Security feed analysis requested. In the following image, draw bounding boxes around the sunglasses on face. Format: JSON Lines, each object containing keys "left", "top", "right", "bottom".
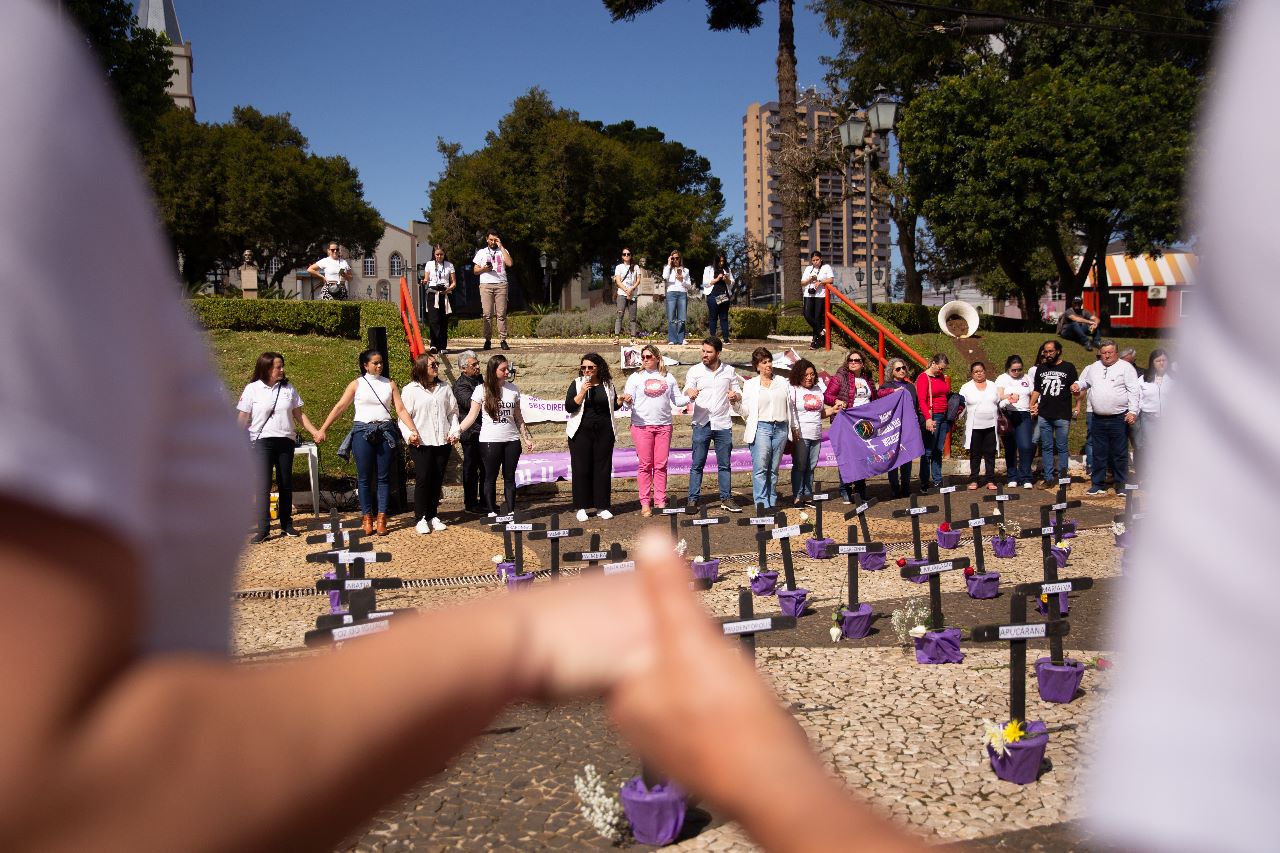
{"left": 642, "top": 353, "right": 656, "bottom": 360}
{"left": 581, "top": 365, "right": 596, "bottom": 372}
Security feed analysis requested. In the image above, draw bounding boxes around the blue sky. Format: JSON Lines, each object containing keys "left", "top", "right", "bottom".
{"left": 164, "top": 0, "right": 841, "bottom": 235}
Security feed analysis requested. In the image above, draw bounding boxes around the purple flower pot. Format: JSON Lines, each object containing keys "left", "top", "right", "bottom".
{"left": 1060, "top": 521, "right": 1077, "bottom": 538}
{"left": 505, "top": 572, "right": 535, "bottom": 590}
{"left": 936, "top": 527, "right": 962, "bottom": 549}
{"left": 839, "top": 603, "right": 874, "bottom": 639}
{"left": 323, "top": 571, "right": 342, "bottom": 613}
{"left": 859, "top": 551, "right": 887, "bottom": 572}
{"left": 778, "top": 587, "right": 810, "bottom": 617}
{"left": 1035, "top": 657, "right": 1086, "bottom": 704}
{"left": 913, "top": 626, "right": 964, "bottom": 664}
{"left": 904, "top": 558, "right": 930, "bottom": 584}
{"left": 1115, "top": 531, "right": 1129, "bottom": 548}
{"left": 965, "top": 571, "right": 1001, "bottom": 599}
{"left": 1035, "top": 592, "right": 1070, "bottom": 617}
{"left": 497, "top": 561, "right": 516, "bottom": 581}
{"left": 749, "top": 570, "right": 779, "bottom": 596}
{"left": 992, "top": 537, "right": 1017, "bottom": 558}
{"left": 805, "top": 537, "right": 836, "bottom": 559}
{"left": 988, "top": 720, "right": 1049, "bottom": 785}
{"left": 691, "top": 558, "right": 720, "bottom": 582}
{"left": 620, "top": 776, "right": 687, "bottom": 846}
{"left": 1050, "top": 545, "right": 1071, "bottom": 569}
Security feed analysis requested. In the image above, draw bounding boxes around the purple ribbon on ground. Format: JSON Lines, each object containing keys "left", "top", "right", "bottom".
{"left": 828, "top": 392, "right": 925, "bottom": 484}
{"left": 914, "top": 626, "right": 965, "bottom": 664}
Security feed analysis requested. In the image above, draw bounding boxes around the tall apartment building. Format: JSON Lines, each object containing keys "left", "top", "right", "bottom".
{"left": 743, "top": 91, "right": 891, "bottom": 289}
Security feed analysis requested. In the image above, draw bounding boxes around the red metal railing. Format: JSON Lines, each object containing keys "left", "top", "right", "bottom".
{"left": 824, "top": 289, "right": 928, "bottom": 382}
{"left": 399, "top": 275, "right": 426, "bottom": 361}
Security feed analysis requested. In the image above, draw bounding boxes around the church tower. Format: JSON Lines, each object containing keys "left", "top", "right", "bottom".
{"left": 137, "top": 0, "right": 194, "bottom": 114}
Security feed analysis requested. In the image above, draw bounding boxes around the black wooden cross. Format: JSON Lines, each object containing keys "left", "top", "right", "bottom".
{"left": 527, "top": 512, "right": 584, "bottom": 580}
{"left": 970, "top": 593, "right": 1072, "bottom": 722}
{"left": 306, "top": 507, "right": 361, "bottom": 534}
{"left": 960, "top": 501, "right": 992, "bottom": 574}
{"left": 1013, "top": 575, "right": 1095, "bottom": 667}
{"left": 837, "top": 524, "right": 885, "bottom": 609}
{"left": 721, "top": 586, "right": 797, "bottom": 656}
{"left": 1018, "top": 504, "right": 1074, "bottom": 565}
{"left": 660, "top": 505, "right": 687, "bottom": 539}
{"left": 898, "top": 542, "right": 970, "bottom": 631}
{"left": 935, "top": 481, "right": 959, "bottom": 525}
{"left": 890, "top": 493, "right": 939, "bottom": 560}
{"left": 681, "top": 502, "right": 731, "bottom": 565}
{"left": 1115, "top": 483, "right": 1143, "bottom": 531}
{"left": 563, "top": 534, "right": 628, "bottom": 573}
{"left": 844, "top": 496, "right": 881, "bottom": 550}
{"left": 769, "top": 511, "right": 813, "bottom": 591}
{"left": 736, "top": 502, "right": 778, "bottom": 576}
{"left": 981, "top": 483, "right": 1022, "bottom": 535}
{"left": 810, "top": 481, "right": 835, "bottom": 540}
{"left": 489, "top": 510, "right": 547, "bottom": 578}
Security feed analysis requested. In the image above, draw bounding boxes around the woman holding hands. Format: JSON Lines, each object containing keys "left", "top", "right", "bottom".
{"left": 565, "top": 353, "right": 620, "bottom": 522}
{"left": 456, "top": 354, "right": 534, "bottom": 516}
{"left": 957, "top": 361, "right": 1001, "bottom": 489}
{"left": 621, "top": 344, "right": 689, "bottom": 516}
{"left": 401, "top": 353, "right": 460, "bottom": 534}
{"left": 741, "top": 347, "right": 795, "bottom": 510}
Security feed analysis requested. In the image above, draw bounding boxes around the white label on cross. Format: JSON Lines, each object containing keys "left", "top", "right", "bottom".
{"left": 1131, "top": 513, "right": 1145, "bottom": 521}
{"left": 546, "top": 530, "right": 570, "bottom": 538}
{"left": 1051, "top": 502, "right": 1069, "bottom": 510}
{"left": 506, "top": 523, "right": 533, "bottom": 532}
{"left": 748, "top": 517, "right": 774, "bottom": 525}
{"left": 495, "top": 514, "right": 515, "bottom": 523}
{"left": 772, "top": 524, "right": 802, "bottom": 539}
{"left": 838, "top": 544, "right": 872, "bottom": 554}
{"left": 332, "top": 620, "right": 391, "bottom": 641}
{"left": 1042, "top": 581, "right": 1072, "bottom": 594}
{"left": 1059, "top": 477, "right": 1073, "bottom": 485}
{"left": 998, "top": 624, "right": 1047, "bottom": 640}
{"left": 1039, "top": 526, "right": 1056, "bottom": 535}
{"left": 914, "top": 561, "right": 957, "bottom": 575}
{"left": 908, "top": 506, "right": 929, "bottom": 515}
{"left": 1125, "top": 483, "right": 1140, "bottom": 490}
{"left": 968, "top": 518, "right": 987, "bottom": 527}
{"left": 345, "top": 579, "right": 372, "bottom": 590}
{"left": 812, "top": 493, "right": 830, "bottom": 501}
{"left": 855, "top": 502, "right": 869, "bottom": 515}
{"left": 723, "top": 618, "right": 772, "bottom": 635}
{"left": 994, "top": 494, "right": 1011, "bottom": 501}
{"left": 603, "top": 561, "right": 636, "bottom": 575}
{"left": 341, "top": 611, "right": 392, "bottom": 625}
{"left": 662, "top": 507, "right": 687, "bottom": 514}
{"left": 580, "top": 551, "right": 608, "bottom": 561}
{"left": 337, "top": 551, "right": 372, "bottom": 564}
{"left": 938, "top": 485, "right": 958, "bottom": 494}
{"left": 692, "top": 518, "right": 719, "bottom": 526}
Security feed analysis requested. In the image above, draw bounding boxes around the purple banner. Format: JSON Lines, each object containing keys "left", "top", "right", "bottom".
{"left": 514, "top": 436, "right": 839, "bottom": 487}
{"left": 828, "top": 391, "right": 924, "bottom": 483}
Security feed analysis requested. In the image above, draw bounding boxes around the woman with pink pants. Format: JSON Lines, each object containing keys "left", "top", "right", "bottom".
{"left": 621, "top": 344, "right": 690, "bottom": 516}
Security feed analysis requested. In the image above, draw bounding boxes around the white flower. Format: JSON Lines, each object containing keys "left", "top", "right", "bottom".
{"left": 492, "top": 554, "right": 503, "bottom": 564}
{"left": 573, "top": 764, "right": 629, "bottom": 843}
{"left": 674, "top": 538, "right": 688, "bottom": 558}
{"left": 982, "top": 719, "right": 1008, "bottom": 756}
{"left": 909, "top": 625, "right": 928, "bottom": 639}
{"left": 1112, "top": 521, "right": 1127, "bottom": 535}
{"left": 829, "top": 625, "right": 842, "bottom": 642}
{"left": 799, "top": 511, "right": 811, "bottom": 524}
{"left": 747, "top": 565, "right": 760, "bottom": 579}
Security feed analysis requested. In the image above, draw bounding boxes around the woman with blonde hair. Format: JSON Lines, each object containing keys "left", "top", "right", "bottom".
{"left": 621, "top": 344, "right": 689, "bottom": 516}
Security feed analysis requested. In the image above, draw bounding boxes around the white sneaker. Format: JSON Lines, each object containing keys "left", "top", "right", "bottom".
{"left": 576, "top": 509, "right": 590, "bottom": 522}
{"left": 487, "top": 511, "right": 497, "bottom": 518}
{"left": 1022, "top": 482, "right": 1034, "bottom": 489}
{"left": 598, "top": 509, "right": 614, "bottom": 520}
{"left": 1006, "top": 480, "right": 1018, "bottom": 489}
{"left": 430, "top": 517, "right": 447, "bottom": 532}
{"left": 415, "top": 518, "right": 431, "bottom": 534}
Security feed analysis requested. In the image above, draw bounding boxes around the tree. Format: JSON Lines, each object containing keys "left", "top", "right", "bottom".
{"left": 426, "top": 89, "right": 726, "bottom": 305}
{"left": 144, "top": 107, "right": 384, "bottom": 288}
{"left": 603, "top": 0, "right": 805, "bottom": 303}
{"left": 67, "top": 0, "right": 175, "bottom": 144}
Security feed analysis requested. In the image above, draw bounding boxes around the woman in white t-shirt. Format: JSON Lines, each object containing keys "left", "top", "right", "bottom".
{"left": 401, "top": 353, "right": 460, "bottom": 534}
{"left": 620, "top": 344, "right": 689, "bottom": 515}
{"left": 786, "top": 357, "right": 832, "bottom": 505}
{"left": 236, "top": 351, "right": 321, "bottom": 542}
{"left": 995, "top": 355, "right": 1035, "bottom": 488}
{"left": 662, "top": 250, "right": 691, "bottom": 346}
{"left": 315, "top": 349, "right": 421, "bottom": 536}
{"left": 957, "top": 361, "right": 1001, "bottom": 489}
{"left": 421, "top": 244, "right": 456, "bottom": 353}
{"left": 457, "top": 354, "right": 534, "bottom": 515}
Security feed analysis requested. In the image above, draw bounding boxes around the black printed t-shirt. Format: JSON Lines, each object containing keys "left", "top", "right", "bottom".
{"left": 1034, "top": 362, "right": 1078, "bottom": 420}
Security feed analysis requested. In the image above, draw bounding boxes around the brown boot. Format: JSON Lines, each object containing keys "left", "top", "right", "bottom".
{"left": 361, "top": 514, "right": 374, "bottom": 535}
{"left": 376, "top": 513, "right": 388, "bottom": 536}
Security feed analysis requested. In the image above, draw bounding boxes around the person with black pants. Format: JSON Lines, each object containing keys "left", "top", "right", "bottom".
{"left": 421, "top": 244, "right": 455, "bottom": 353}
{"left": 451, "top": 350, "right": 486, "bottom": 513}
{"left": 800, "top": 251, "right": 834, "bottom": 350}
{"left": 565, "top": 352, "right": 619, "bottom": 522}
{"left": 401, "top": 353, "right": 460, "bottom": 534}
{"left": 456, "top": 354, "right": 533, "bottom": 516}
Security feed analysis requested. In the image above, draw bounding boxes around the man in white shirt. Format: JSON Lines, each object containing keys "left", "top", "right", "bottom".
{"left": 307, "top": 243, "right": 351, "bottom": 299}
{"left": 471, "top": 229, "right": 514, "bottom": 351}
{"left": 682, "top": 336, "right": 743, "bottom": 512}
{"left": 800, "top": 251, "right": 834, "bottom": 349}
{"left": 613, "top": 248, "right": 640, "bottom": 340}
{"left": 1071, "top": 340, "right": 1139, "bottom": 495}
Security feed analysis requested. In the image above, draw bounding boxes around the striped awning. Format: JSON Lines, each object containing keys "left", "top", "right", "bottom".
{"left": 1085, "top": 252, "right": 1197, "bottom": 288}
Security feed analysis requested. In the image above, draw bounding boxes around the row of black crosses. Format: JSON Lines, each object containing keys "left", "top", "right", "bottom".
{"left": 301, "top": 508, "right": 404, "bottom": 646}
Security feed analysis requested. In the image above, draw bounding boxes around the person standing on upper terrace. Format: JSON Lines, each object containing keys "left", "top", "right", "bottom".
{"left": 472, "top": 229, "right": 513, "bottom": 352}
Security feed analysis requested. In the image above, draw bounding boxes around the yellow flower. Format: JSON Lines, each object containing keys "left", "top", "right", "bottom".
{"left": 1003, "top": 719, "right": 1026, "bottom": 745}
{"left": 1039, "top": 593, "right": 1049, "bottom": 605}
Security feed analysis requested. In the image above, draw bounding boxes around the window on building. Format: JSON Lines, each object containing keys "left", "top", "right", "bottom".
{"left": 389, "top": 252, "right": 404, "bottom": 278}
{"left": 362, "top": 257, "right": 376, "bottom": 277}
{"left": 1048, "top": 283, "right": 1065, "bottom": 301}
{"left": 267, "top": 257, "right": 283, "bottom": 280}
{"left": 1107, "top": 290, "right": 1134, "bottom": 318}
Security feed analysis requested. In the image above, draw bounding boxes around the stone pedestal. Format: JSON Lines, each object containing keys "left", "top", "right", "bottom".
{"left": 239, "top": 259, "right": 259, "bottom": 299}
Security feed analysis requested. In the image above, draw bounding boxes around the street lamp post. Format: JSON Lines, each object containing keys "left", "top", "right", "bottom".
{"left": 539, "top": 251, "right": 552, "bottom": 307}
{"left": 764, "top": 233, "right": 782, "bottom": 307}
{"left": 838, "top": 84, "right": 899, "bottom": 312}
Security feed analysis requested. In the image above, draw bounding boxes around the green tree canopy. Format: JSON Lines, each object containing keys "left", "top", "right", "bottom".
{"left": 426, "top": 89, "right": 727, "bottom": 304}
{"left": 144, "top": 107, "right": 384, "bottom": 287}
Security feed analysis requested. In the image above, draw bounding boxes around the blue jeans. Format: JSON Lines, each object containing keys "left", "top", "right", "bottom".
{"left": 791, "top": 436, "right": 822, "bottom": 500}
{"left": 922, "top": 414, "right": 950, "bottom": 488}
{"left": 351, "top": 424, "right": 394, "bottom": 515}
{"left": 1085, "top": 412, "right": 1094, "bottom": 472}
{"left": 689, "top": 423, "right": 732, "bottom": 501}
{"left": 1060, "top": 322, "right": 1101, "bottom": 349}
{"left": 1039, "top": 417, "right": 1071, "bottom": 483}
{"left": 750, "top": 421, "right": 787, "bottom": 509}
{"left": 665, "top": 290, "right": 687, "bottom": 344}
{"left": 1004, "top": 409, "right": 1034, "bottom": 482}
{"left": 1091, "top": 413, "right": 1128, "bottom": 490}
{"left": 707, "top": 284, "right": 730, "bottom": 340}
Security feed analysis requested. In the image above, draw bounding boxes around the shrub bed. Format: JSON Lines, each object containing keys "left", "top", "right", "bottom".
{"left": 189, "top": 297, "right": 362, "bottom": 338}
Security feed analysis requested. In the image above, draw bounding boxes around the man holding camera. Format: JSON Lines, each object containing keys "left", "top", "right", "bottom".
{"left": 307, "top": 242, "right": 352, "bottom": 300}
{"left": 472, "top": 230, "right": 513, "bottom": 351}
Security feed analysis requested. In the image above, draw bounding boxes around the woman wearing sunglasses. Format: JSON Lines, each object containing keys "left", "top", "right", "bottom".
{"left": 662, "top": 250, "right": 691, "bottom": 345}
{"left": 620, "top": 345, "right": 689, "bottom": 516}
{"left": 565, "top": 352, "right": 620, "bottom": 523}
{"left": 881, "top": 358, "right": 925, "bottom": 498}
{"left": 824, "top": 350, "right": 877, "bottom": 502}
{"left": 401, "top": 354, "right": 460, "bottom": 534}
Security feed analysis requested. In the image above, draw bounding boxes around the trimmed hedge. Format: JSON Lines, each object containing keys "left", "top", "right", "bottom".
{"left": 729, "top": 308, "right": 774, "bottom": 340}
{"left": 189, "top": 296, "right": 362, "bottom": 338}
{"left": 873, "top": 303, "right": 937, "bottom": 334}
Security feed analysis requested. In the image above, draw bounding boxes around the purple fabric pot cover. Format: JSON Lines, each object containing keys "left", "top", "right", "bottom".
{"left": 505, "top": 572, "right": 535, "bottom": 590}
{"left": 988, "top": 720, "right": 1049, "bottom": 785}
{"left": 913, "top": 626, "right": 964, "bottom": 664}
{"left": 1035, "top": 656, "right": 1086, "bottom": 704}
{"left": 905, "top": 558, "right": 930, "bottom": 584}
{"left": 497, "top": 561, "right": 515, "bottom": 581}
{"left": 965, "top": 571, "right": 1001, "bottom": 599}
{"left": 992, "top": 537, "right": 1017, "bottom": 558}
{"left": 750, "top": 570, "right": 779, "bottom": 596}
{"left": 839, "top": 603, "right": 874, "bottom": 639}
{"left": 1115, "top": 531, "right": 1129, "bottom": 548}
{"left": 778, "top": 587, "right": 810, "bottom": 617}
{"left": 936, "top": 527, "right": 963, "bottom": 549}
{"left": 859, "top": 551, "right": 887, "bottom": 572}
{"left": 620, "top": 776, "right": 687, "bottom": 846}
{"left": 323, "top": 571, "right": 342, "bottom": 613}
{"left": 1051, "top": 545, "right": 1071, "bottom": 568}
{"left": 805, "top": 537, "right": 836, "bottom": 559}
{"left": 1035, "top": 592, "right": 1070, "bottom": 617}
{"left": 691, "top": 558, "right": 720, "bottom": 582}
